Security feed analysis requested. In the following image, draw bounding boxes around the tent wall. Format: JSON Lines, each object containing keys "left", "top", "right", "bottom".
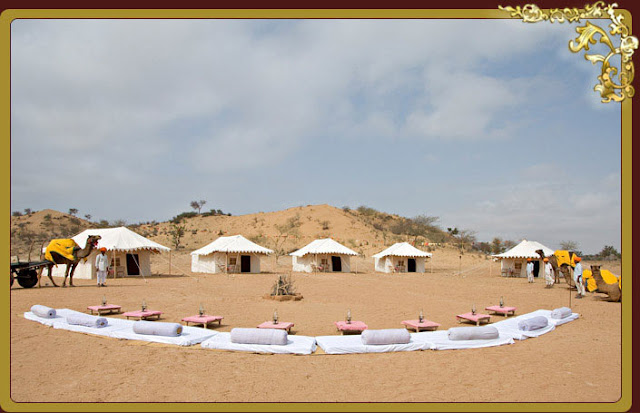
{"left": 48, "top": 250, "right": 153, "bottom": 279}
{"left": 191, "top": 252, "right": 263, "bottom": 274}
{"left": 292, "top": 254, "right": 351, "bottom": 273}
{"left": 499, "top": 258, "right": 543, "bottom": 278}
{"left": 374, "top": 256, "right": 426, "bottom": 273}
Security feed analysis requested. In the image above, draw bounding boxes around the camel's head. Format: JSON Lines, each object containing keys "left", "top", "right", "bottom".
{"left": 534, "top": 249, "right": 546, "bottom": 259}
{"left": 87, "top": 235, "right": 101, "bottom": 248}
{"left": 591, "top": 264, "right": 601, "bottom": 274}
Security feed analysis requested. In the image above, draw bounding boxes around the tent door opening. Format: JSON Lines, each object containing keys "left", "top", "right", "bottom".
{"left": 240, "top": 255, "right": 251, "bottom": 273}
{"left": 331, "top": 256, "right": 342, "bottom": 272}
{"left": 126, "top": 254, "right": 140, "bottom": 276}
{"left": 408, "top": 258, "right": 416, "bottom": 272}
{"left": 533, "top": 261, "right": 540, "bottom": 278}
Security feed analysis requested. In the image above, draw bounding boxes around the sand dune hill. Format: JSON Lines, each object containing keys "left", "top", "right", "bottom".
{"left": 142, "top": 204, "right": 412, "bottom": 255}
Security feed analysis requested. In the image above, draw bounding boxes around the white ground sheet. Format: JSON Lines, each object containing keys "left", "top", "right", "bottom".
{"left": 201, "top": 333, "right": 317, "bottom": 354}
{"left": 411, "top": 330, "right": 515, "bottom": 351}
{"left": 315, "top": 334, "right": 433, "bottom": 354}
{"left": 24, "top": 308, "right": 217, "bottom": 346}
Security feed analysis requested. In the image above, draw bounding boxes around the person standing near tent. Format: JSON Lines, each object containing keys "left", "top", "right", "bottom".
{"left": 573, "top": 256, "right": 586, "bottom": 298}
{"left": 526, "top": 258, "right": 534, "bottom": 283}
{"left": 543, "top": 257, "right": 554, "bottom": 287}
{"left": 95, "top": 247, "right": 110, "bottom": 287}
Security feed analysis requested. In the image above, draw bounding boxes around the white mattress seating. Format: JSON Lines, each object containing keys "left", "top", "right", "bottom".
{"left": 518, "top": 316, "right": 548, "bottom": 331}
{"left": 412, "top": 330, "right": 514, "bottom": 350}
{"left": 230, "top": 328, "right": 288, "bottom": 345}
{"left": 31, "top": 305, "right": 56, "bottom": 319}
{"left": 448, "top": 326, "right": 499, "bottom": 341}
{"left": 201, "top": 333, "right": 317, "bottom": 354}
{"left": 133, "top": 321, "right": 183, "bottom": 337}
{"left": 491, "top": 312, "right": 555, "bottom": 340}
{"left": 66, "top": 313, "right": 109, "bottom": 328}
{"left": 551, "top": 307, "right": 573, "bottom": 319}
{"left": 315, "top": 333, "right": 432, "bottom": 354}
{"left": 526, "top": 309, "right": 579, "bottom": 326}
{"left": 361, "top": 329, "right": 410, "bottom": 345}
{"left": 25, "top": 308, "right": 215, "bottom": 346}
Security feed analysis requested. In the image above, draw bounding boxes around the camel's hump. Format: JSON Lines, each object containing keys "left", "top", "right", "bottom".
{"left": 44, "top": 239, "right": 79, "bottom": 262}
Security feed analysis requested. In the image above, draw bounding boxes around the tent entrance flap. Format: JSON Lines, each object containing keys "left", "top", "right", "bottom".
{"left": 241, "top": 255, "right": 251, "bottom": 273}
{"left": 331, "top": 256, "right": 341, "bottom": 272}
{"left": 408, "top": 258, "right": 416, "bottom": 273}
{"left": 126, "top": 254, "right": 140, "bottom": 275}
{"left": 533, "top": 260, "right": 540, "bottom": 278}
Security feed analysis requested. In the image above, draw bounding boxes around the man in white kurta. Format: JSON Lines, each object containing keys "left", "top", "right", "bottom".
{"left": 543, "top": 258, "right": 555, "bottom": 287}
{"left": 95, "top": 247, "right": 110, "bottom": 287}
{"left": 526, "top": 258, "right": 534, "bottom": 283}
{"left": 573, "top": 256, "right": 585, "bottom": 298}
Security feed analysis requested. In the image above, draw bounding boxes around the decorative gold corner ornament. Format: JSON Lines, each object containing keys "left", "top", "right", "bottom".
{"left": 499, "top": 2, "right": 637, "bottom": 103}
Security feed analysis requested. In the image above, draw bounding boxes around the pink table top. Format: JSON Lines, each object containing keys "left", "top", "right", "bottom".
{"left": 456, "top": 312, "right": 491, "bottom": 322}
{"left": 122, "top": 310, "right": 163, "bottom": 317}
{"left": 402, "top": 319, "right": 441, "bottom": 328}
{"left": 182, "top": 315, "right": 223, "bottom": 323}
{"left": 257, "top": 321, "right": 294, "bottom": 330}
{"left": 485, "top": 305, "right": 517, "bottom": 313}
{"left": 334, "top": 321, "right": 368, "bottom": 331}
{"left": 87, "top": 304, "right": 121, "bottom": 311}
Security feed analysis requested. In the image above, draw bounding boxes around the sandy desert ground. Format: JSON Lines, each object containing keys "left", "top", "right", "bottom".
{"left": 8, "top": 249, "right": 624, "bottom": 405}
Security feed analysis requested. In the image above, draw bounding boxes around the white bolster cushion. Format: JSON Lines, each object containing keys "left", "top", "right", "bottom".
{"left": 551, "top": 307, "right": 572, "bottom": 319}
{"left": 518, "top": 316, "right": 549, "bottom": 331}
{"left": 31, "top": 305, "right": 56, "bottom": 318}
{"left": 230, "top": 328, "right": 288, "bottom": 345}
{"left": 361, "top": 329, "right": 411, "bottom": 345}
{"left": 133, "top": 321, "right": 183, "bottom": 337}
{"left": 448, "top": 326, "right": 499, "bottom": 341}
{"left": 66, "top": 313, "right": 108, "bottom": 328}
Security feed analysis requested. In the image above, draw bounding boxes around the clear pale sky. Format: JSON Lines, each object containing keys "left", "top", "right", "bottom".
{"left": 10, "top": 18, "right": 622, "bottom": 254}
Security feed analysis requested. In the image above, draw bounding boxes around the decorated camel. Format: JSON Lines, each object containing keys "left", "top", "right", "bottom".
{"left": 588, "top": 265, "right": 622, "bottom": 302}
{"left": 39, "top": 235, "right": 102, "bottom": 287}
{"left": 535, "top": 249, "right": 576, "bottom": 287}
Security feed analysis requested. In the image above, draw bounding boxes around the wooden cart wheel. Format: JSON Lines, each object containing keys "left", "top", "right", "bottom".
{"left": 17, "top": 269, "right": 38, "bottom": 288}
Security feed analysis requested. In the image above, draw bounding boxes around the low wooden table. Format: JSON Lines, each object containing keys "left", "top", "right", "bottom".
{"left": 485, "top": 305, "right": 517, "bottom": 317}
{"left": 182, "top": 315, "right": 223, "bottom": 329}
{"left": 456, "top": 312, "right": 491, "bottom": 326}
{"left": 401, "top": 319, "right": 441, "bottom": 332}
{"left": 122, "top": 310, "right": 163, "bottom": 320}
{"left": 87, "top": 304, "right": 122, "bottom": 315}
{"left": 257, "top": 321, "right": 294, "bottom": 333}
{"left": 334, "top": 321, "right": 368, "bottom": 335}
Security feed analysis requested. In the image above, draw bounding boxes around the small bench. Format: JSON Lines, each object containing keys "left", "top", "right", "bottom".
{"left": 334, "top": 321, "right": 368, "bottom": 335}
{"left": 87, "top": 304, "right": 122, "bottom": 315}
{"left": 257, "top": 321, "right": 295, "bottom": 333}
{"left": 456, "top": 312, "right": 491, "bottom": 326}
{"left": 182, "top": 315, "right": 223, "bottom": 329}
{"left": 122, "top": 310, "right": 163, "bottom": 321}
{"left": 485, "top": 305, "right": 517, "bottom": 317}
{"left": 401, "top": 319, "right": 441, "bottom": 332}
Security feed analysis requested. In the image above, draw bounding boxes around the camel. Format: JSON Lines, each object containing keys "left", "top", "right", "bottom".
{"left": 590, "top": 265, "right": 622, "bottom": 302}
{"left": 535, "top": 249, "right": 575, "bottom": 288}
{"left": 39, "top": 235, "right": 102, "bottom": 287}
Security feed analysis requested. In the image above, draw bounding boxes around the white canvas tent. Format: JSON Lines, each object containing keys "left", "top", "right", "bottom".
{"left": 48, "top": 227, "right": 171, "bottom": 279}
{"left": 191, "top": 235, "right": 273, "bottom": 274}
{"left": 372, "top": 242, "right": 432, "bottom": 273}
{"left": 290, "top": 238, "right": 358, "bottom": 273}
{"left": 492, "top": 239, "right": 554, "bottom": 278}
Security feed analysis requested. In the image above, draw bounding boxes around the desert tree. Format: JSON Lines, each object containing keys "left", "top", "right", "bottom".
{"left": 84, "top": 214, "right": 92, "bottom": 221}
{"left": 169, "top": 220, "right": 187, "bottom": 249}
{"left": 68, "top": 208, "right": 78, "bottom": 216}
{"left": 190, "top": 200, "right": 207, "bottom": 214}
{"left": 559, "top": 240, "right": 579, "bottom": 251}
{"left": 271, "top": 214, "right": 301, "bottom": 263}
